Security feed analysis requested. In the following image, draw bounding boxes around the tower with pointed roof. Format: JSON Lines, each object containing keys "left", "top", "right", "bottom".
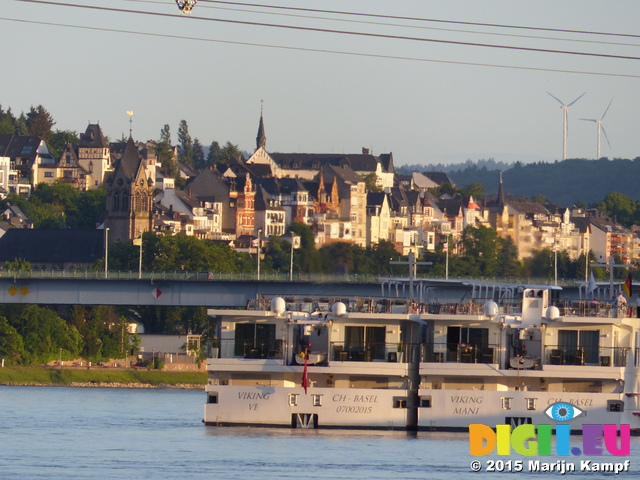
{"left": 77, "top": 123, "right": 112, "bottom": 189}
{"left": 256, "top": 108, "right": 266, "bottom": 151}
{"left": 105, "top": 137, "right": 153, "bottom": 244}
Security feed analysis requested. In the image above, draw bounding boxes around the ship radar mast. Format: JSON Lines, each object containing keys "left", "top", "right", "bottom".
{"left": 176, "top": 0, "right": 197, "bottom": 14}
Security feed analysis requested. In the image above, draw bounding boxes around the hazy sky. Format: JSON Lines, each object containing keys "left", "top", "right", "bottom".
{"left": 4, "top": 0, "right": 640, "bottom": 166}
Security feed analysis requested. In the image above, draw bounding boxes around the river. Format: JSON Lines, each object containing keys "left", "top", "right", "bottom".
{"left": 0, "top": 386, "right": 637, "bottom": 479}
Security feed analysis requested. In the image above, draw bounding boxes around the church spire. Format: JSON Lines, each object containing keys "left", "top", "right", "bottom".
{"left": 256, "top": 101, "right": 266, "bottom": 151}
{"left": 497, "top": 171, "right": 505, "bottom": 206}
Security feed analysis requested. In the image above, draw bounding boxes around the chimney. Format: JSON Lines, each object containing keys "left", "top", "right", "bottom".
{"left": 362, "top": 147, "right": 369, "bottom": 155}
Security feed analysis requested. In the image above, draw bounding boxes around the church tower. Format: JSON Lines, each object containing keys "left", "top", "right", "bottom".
{"left": 105, "top": 137, "right": 153, "bottom": 244}
{"left": 256, "top": 108, "right": 266, "bottom": 151}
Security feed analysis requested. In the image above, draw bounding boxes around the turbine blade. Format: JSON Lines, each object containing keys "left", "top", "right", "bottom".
{"left": 601, "top": 98, "right": 613, "bottom": 120}
{"left": 567, "top": 91, "right": 586, "bottom": 107}
{"left": 546, "top": 91, "right": 565, "bottom": 106}
{"left": 601, "top": 125, "right": 612, "bottom": 149}
{"left": 580, "top": 118, "right": 597, "bottom": 122}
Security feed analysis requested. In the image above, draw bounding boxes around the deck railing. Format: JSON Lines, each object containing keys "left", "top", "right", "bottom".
{"left": 421, "top": 342, "right": 499, "bottom": 364}
{"left": 544, "top": 345, "right": 628, "bottom": 367}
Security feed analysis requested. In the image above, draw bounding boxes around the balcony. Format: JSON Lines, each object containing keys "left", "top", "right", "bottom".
{"left": 421, "top": 342, "right": 498, "bottom": 364}
{"left": 544, "top": 345, "right": 628, "bottom": 367}
{"left": 330, "top": 341, "right": 413, "bottom": 363}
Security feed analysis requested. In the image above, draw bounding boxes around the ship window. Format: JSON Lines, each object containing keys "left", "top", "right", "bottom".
{"left": 419, "top": 396, "right": 432, "bottom": 408}
{"left": 393, "top": 396, "right": 408, "bottom": 409}
{"left": 526, "top": 398, "right": 537, "bottom": 410}
{"left": 607, "top": 400, "right": 624, "bottom": 412}
{"left": 289, "top": 394, "right": 299, "bottom": 406}
{"left": 501, "top": 397, "right": 513, "bottom": 410}
{"left": 207, "top": 393, "right": 218, "bottom": 404}
{"left": 312, "top": 394, "right": 323, "bottom": 407}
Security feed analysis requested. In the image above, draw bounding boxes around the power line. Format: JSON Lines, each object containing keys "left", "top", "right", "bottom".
{"left": 201, "top": 0, "right": 640, "bottom": 40}
{"left": 3, "top": 16, "right": 640, "bottom": 79}
{"left": 183, "top": 1, "right": 640, "bottom": 49}
{"left": 15, "top": 0, "right": 640, "bottom": 61}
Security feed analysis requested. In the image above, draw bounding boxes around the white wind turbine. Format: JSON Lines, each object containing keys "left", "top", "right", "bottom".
{"left": 580, "top": 99, "right": 613, "bottom": 159}
{"left": 547, "top": 91, "right": 586, "bottom": 160}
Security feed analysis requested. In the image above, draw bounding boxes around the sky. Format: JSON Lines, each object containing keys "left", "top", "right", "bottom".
{"left": 3, "top": 0, "right": 640, "bottom": 166}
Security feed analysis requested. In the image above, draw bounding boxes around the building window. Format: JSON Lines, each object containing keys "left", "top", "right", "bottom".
{"left": 526, "top": 398, "right": 537, "bottom": 411}
{"left": 419, "top": 396, "right": 432, "bottom": 408}
{"left": 502, "top": 397, "right": 513, "bottom": 410}
{"left": 44, "top": 172, "right": 53, "bottom": 178}
{"left": 207, "top": 393, "right": 218, "bottom": 404}
{"left": 312, "top": 394, "right": 323, "bottom": 407}
{"left": 289, "top": 394, "right": 299, "bottom": 406}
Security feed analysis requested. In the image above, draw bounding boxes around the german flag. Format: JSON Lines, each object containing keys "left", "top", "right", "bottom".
{"left": 623, "top": 274, "right": 633, "bottom": 298}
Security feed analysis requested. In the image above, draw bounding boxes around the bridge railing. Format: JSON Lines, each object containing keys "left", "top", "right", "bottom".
{"left": 0, "top": 269, "right": 592, "bottom": 286}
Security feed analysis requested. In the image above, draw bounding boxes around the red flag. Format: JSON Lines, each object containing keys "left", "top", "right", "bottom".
{"left": 623, "top": 274, "right": 633, "bottom": 298}
{"left": 302, "top": 353, "right": 309, "bottom": 394}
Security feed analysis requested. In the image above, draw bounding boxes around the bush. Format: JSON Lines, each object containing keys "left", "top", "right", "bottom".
{"left": 153, "top": 357, "right": 165, "bottom": 370}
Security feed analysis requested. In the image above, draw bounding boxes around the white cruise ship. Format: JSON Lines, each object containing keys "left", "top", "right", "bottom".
{"left": 204, "top": 285, "right": 640, "bottom": 433}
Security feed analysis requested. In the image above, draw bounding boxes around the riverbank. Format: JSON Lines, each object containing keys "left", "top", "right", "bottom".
{"left": 0, "top": 366, "right": 206, "bottom": 389}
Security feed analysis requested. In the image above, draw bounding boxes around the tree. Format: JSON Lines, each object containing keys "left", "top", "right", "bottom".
{"left": 0, "top": 105, "right": 16, "bottom": 134}
{"left": 5, "top": 258, "right": 31, "bottom": 271}
{"left": 362, "top": 173, "right": 382, "bottom": 193}
{"left": 0, "top": 316, "right": 25, "bottom": 365}
{"left": 156, "top": 124, "right": 176, "bottom": 177}
{"left": 459, "top": 182, "right": 486, "bottom": 199}
{"left": 597, "top": 192, "right": 636, "bottom": 226}
{"left": 207, "top": 140, "right": 222, "bottom": 167}
{"left": 177, "top": 119, "right": 194, "bottom": 167}
{"left": 48, "top": 129, "right": 80, "bottom": 159}
{"left": 221, "top": 141, "right": 241, "bottom": 164}
{"left": 26, "top": 105, "right": 56, "bottom": 141}
{"left": 193, "top": 138, "right": 205, "bottom": 170}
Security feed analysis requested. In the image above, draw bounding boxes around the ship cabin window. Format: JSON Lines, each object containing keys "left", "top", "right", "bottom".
{"left": 344, "top": 326, "right": 386, "bottom": 361}
{"left": 526, "top": 398, "right": 537, "bottom": 410}
{"left": 289, "top": 394, "right": 299, "bottom": 406}
{"left": 419, "top": 396, "right": 432, "bottom": 408}
{"left": 501, "top": 397, "right": 513, "bottom": 410}
{"left": 446, "top": 326, "right": 489, "bottom": 362}
{"left": 558, "top": 330, "right": 599, "bottom": 365}
{"left": 393, "top": 396, "right": 409, "bottom": 409}
{"left": 607, "top": 400, "right": 624, "bottom": 412}
{"left": 312, "top": 394, "right": 323, "bottom": 407}
{"left": 234, "top": 323, "right": 277, "bottom": 358}
{"left": 207, "top": 393, "right": 218, "bottom": 404}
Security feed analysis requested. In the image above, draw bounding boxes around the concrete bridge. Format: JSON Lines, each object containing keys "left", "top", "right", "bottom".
{"left": 0, "top": 271, "right": 389, "bottom": 308}
{"left": 0, "top": 270, "right": 581, "bottom": 308}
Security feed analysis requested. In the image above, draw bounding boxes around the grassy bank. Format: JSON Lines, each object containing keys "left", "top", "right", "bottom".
{"left": 0, "top": 366, "right": 207, "bottom": 387}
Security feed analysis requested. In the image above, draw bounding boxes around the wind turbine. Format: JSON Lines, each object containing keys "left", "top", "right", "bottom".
{"left": 580, "top": 99, "right": 613, "bottom": 159}
{"left": 547, "top": 91, "right": 586, "bottom": 160}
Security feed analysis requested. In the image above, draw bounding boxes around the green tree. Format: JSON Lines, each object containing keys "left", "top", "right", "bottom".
{"left": 4, "top": 258, "right": 31, "bottom": 271}
{"left": 0, "top": 316, "right": 25, "bottom": 365}
{"left": 193, "top": 138, "right": 205, "bottom": 170}
{"left": 156, "top": 124, "right": 177, "bottom": 176}
{"left": 458, "top": 225, "right": 501, "bottom": 276}
{"left": 177, "top": 119, "right": 194, "bottom": 167}
{"left": 0, "top": 105, "right": 16, "bottom": 134}
{"left": 459, "top": 182, "right": 486, "bottom": 199}
{"left": 362, "top": 173, "right": 382, "bottom": 193}
{"left": 221, "top": 141, "right": 241, "bottom": 164}
{"left": 598, "top": 192, "right": 636, "bottom": 226}
{"left": 207, "top": 140, "right": 222, "bottom": 167}
{"left": 26, "top": 105, "right": 56, "bottom": 141}
{"left": 48, "top": 129, "right": 80, "bottom": 159}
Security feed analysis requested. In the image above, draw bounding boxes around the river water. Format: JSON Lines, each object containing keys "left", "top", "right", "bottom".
{"left": 0, "top": 386, "right": 637, "bottom": 479}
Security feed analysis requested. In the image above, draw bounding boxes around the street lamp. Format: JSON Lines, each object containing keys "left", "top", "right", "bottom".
{"left": 257, "top": 229, "right": 262, "bottom": 280}
{"left": 133, "top": 235, "right": 143, "bottom": 280}
{"left": 104, "top": 227, "right": 109, "bottom": 279}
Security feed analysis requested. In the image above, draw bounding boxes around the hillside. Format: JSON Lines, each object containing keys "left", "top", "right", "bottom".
{"left": 402, "top": 158, "right": 640, "bottom": 207}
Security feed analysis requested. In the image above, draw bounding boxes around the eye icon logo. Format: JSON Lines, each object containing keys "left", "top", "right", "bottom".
{"left": 544, "top": 402, "right": 585, "bottom": 422}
